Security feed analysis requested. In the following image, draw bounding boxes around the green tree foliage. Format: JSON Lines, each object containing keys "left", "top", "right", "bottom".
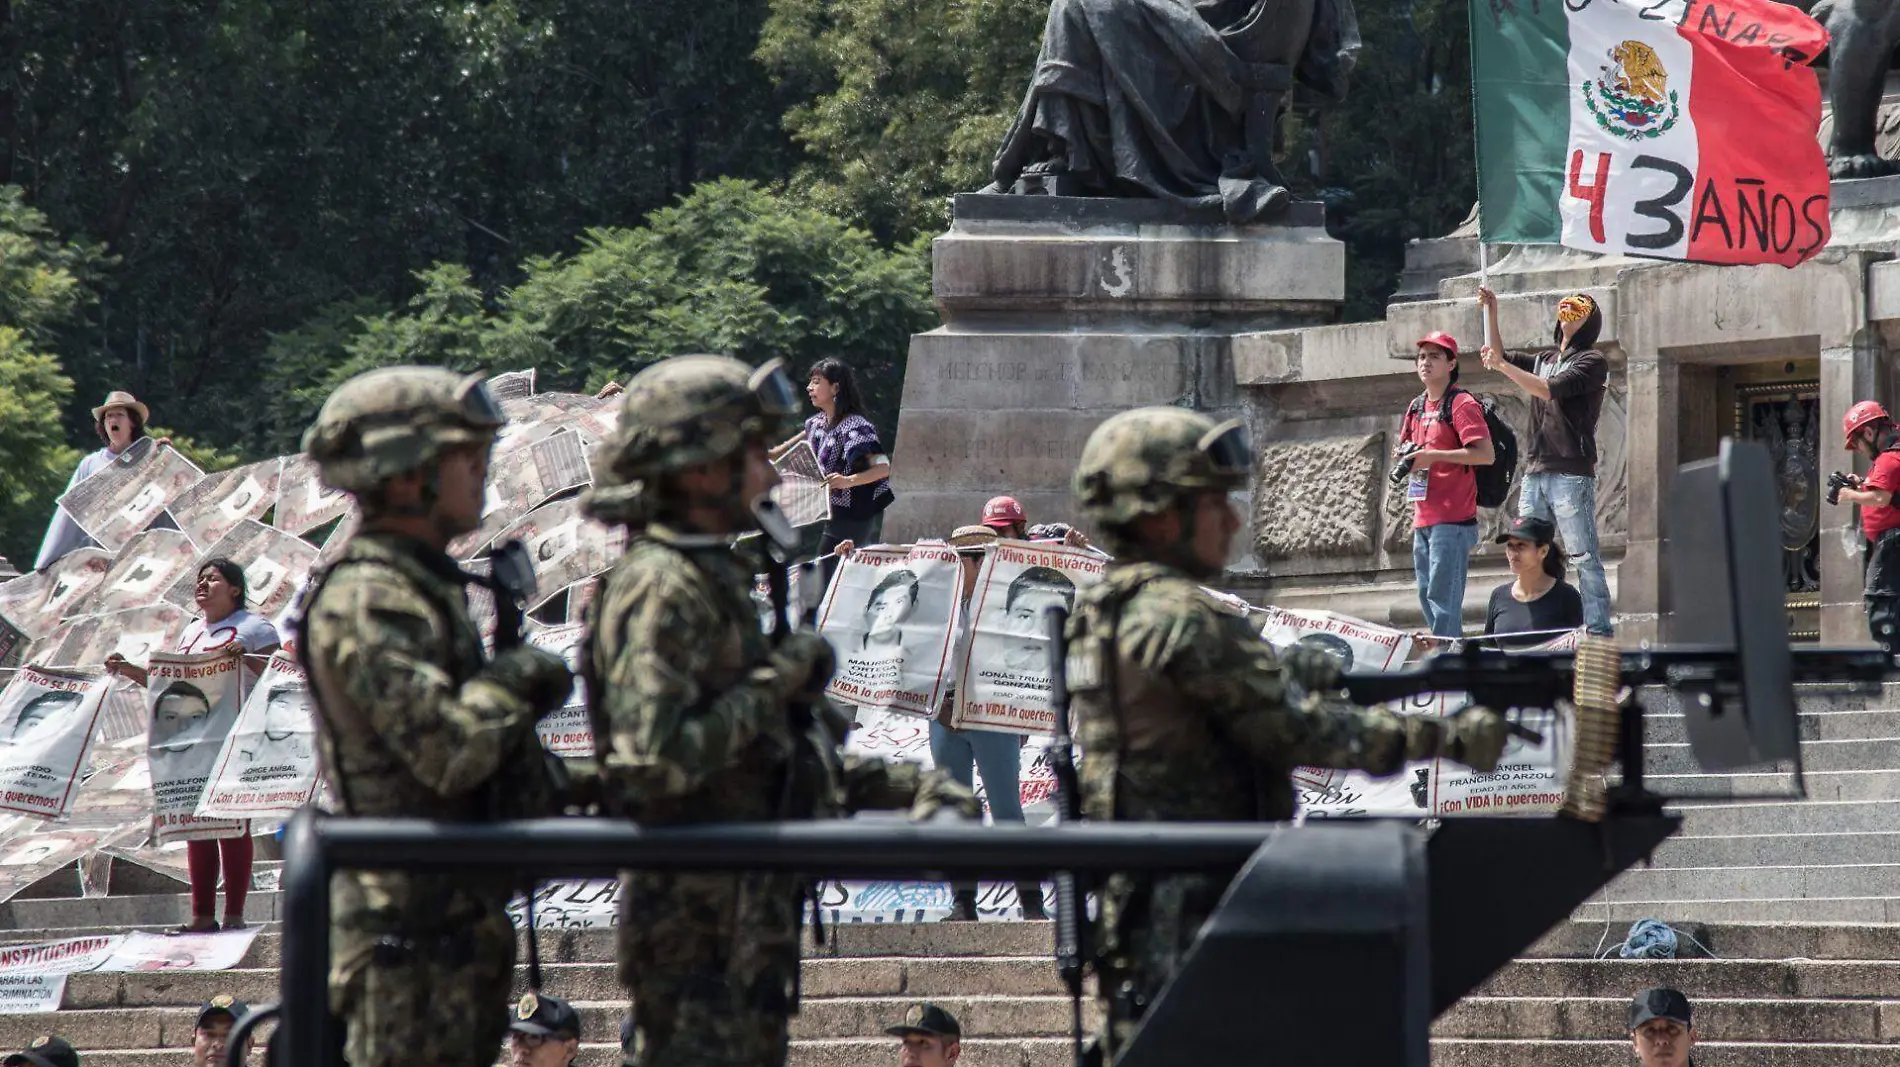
{"left": 3, "top": 0, "right": 796, "bottom": 455}
{"left": 256, "top": 181, "right": 934, "bottom": 454}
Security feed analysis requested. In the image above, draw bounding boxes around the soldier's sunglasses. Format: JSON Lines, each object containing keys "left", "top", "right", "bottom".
{"left": 456, "top": 375, "right": 506, "bottom": 429}
{"left": 749, "top": 359, "right": 801, "bottom": 418}
{"left": 1198, "top": 419, "right": 1251, "bottom": 476}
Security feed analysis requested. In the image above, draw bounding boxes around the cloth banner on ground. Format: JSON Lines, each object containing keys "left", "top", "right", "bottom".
{"left": 770, "top": 441, "right": 831, "bottom": 528}
{"left": 494, "top": 499, "right": 626, "bottom": 612}
{"left": 0, "top": 927, "right": 256, "bottom": 983}
{"left": 486, "top": 368, "right": 537, "bottom": 401}
{"left": 144, "top": 650, "right": 247, "bottom": 844}
{"left": 0, "top": 935, "right": 119, "bottom": 975}
{"left": 0, "top": 668, "right": 107, "bottom": 821}
{"left": 196, "top": 653, "right": 319, "bottom": 818}
{"left": 952, "top": 540, "right": 1107, "bottom": 736}
{"left": 272, "top": 454, "right": 353, "bottom": 537}
{"left": 79, "top": 530, "right": 198, "bottom": 618}
{"left": 39, "top": 605, "right": 189, "bottom": 671}
{"left": 0, "top": 550, "right": 116, "bottom": 643}
{"left": 1257, "top": 608, "right": 1430, "bottom": 819}
{"left": 526, "top": 625, "right": 593, "bottom": 757}
{"left": 160, "top": 519, "right": 318, "bottom": 620}
{"left": 489, "top": 427, "right": 592, "bottom": 518}
{"left": 169, "top": 459, "right": 282, "bottom": 550}
{"left": 0, "top": 974, "right": 64, "bottom": 1013}
{"left": 1471, "top": 0, "right": 1830, "bottom": 265}
{"left": 816, "top": 544, "right": 961, "bottom": 718}
{"left": 56, "top": 438, "right": 205, "bottom": 552}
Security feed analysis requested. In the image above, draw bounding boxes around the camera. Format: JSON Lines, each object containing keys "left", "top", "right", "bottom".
{"left": 1827, "top": 470, "right": 1861, "bottom": 506}
{"left": 1389, "top": 441, "right": 1423, "bottom": 488}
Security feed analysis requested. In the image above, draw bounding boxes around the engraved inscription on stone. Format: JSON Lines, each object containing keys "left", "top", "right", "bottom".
{"left": 1254, "top": 433, "right": 1382, "bottom": 560}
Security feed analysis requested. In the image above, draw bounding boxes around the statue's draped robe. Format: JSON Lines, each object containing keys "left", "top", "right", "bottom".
{"left": 991, "top": 0, "right": 1360, "bottom": 214}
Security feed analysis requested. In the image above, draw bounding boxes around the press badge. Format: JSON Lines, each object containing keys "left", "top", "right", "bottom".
{"left": 1406, "top": 469, "right": 1429, "bottom": 502}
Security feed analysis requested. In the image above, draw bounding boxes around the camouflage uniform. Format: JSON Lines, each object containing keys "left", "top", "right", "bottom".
{"left": 298, "top": 367, "right": 573, "bottom": 1067}
{"left": 1061, "top": 407, "right": 1509, "bottom": 1057}
{"left": 579, "top": 355, "right": 974, "bottom": 1067}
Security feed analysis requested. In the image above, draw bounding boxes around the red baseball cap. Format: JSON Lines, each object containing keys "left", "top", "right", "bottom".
{"left": 1416, "top": 332, "right": 1459, "bottom": 358}
{"left": 981, "top": 496, "right": 1026, "bottom": 529}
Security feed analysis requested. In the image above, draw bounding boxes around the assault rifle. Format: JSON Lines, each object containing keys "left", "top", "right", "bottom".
{"left": 481, "top": 537, "right": 553, "bottom": 991}
{"left": 1045, "top": 605, "right": 1088, "bottom": 1067}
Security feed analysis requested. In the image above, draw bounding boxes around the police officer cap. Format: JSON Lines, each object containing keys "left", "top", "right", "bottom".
{"left": 196, "top": 992, "right": 250, "bottom": 1029}
{"left": 511, "top": 992, "right": 582, "bottom": 1038}
{"left": 3, "top": 1035, "right": 79, "bottom": 1067}
{"left": 1628, "top": 987, "right": 1693, "bottom": 1030}
{"left": 884, "top": 1002, "right": 961, "bottom": 1040}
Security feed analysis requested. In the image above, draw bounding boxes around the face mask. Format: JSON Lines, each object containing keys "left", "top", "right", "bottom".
{"left": 1557, "top": 296, "right": 1594, "bottom": 324}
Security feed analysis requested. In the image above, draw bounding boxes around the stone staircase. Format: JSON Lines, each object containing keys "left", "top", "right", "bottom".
{"left": 12, "top": 685, "right": 1900, "bottom": 1063}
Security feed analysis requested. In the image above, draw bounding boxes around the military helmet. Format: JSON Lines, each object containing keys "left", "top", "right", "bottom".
{"left": 301, "top": 367, "right": 505, "bottom": 493}
{"left": 594, "top": 355, "right": 800, "bottom": 485}
{"left": 1072, "top": 407, "right": 1251, "bottom": 525}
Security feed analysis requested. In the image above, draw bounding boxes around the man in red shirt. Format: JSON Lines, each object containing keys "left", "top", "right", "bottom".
{"left": 1395, "top": 333, "right": 1494, "bottom": 638}
{"left": 1831, "top": 400, "right": 1900, "bottom": 653}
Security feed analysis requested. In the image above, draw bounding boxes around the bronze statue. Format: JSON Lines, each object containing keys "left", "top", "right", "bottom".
{"left": 983, "top": 0, "right": 1361, "bottom": 222}
{"left": 1806, "top": 0, "right": 1900, "bottom": 178}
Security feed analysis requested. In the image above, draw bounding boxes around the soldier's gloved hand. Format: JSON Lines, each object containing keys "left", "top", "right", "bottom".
{"left": 1279, "top": 645, "right": 1342, "bottom": 693}
{"left": 1437, "top": 706, "right": 1511, "bottom": 773}
{"left": 488, "top": 645, "right": 574, "bottom": 716}
{"left": 909, "top": 769, "right": 983, "bottom": 822}
{"left": 769, "top": 631, "right": 836, "bottom": 701}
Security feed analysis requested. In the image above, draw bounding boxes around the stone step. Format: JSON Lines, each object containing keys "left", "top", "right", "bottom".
{"left": 1648, "top": 832, "right": 1900, "bottom": 869}
{"left": 1673, "top": 799, "right": 1900, "bottom": 837}
{"left": 1642, "top": 768, "right": 1888, "bottom": 801}
{"left": 0, "top": 893, "right": 282, "bottom": 933}
{"left": 1595, "top": 862, "right": 1900, "bottom": 900}
{"left": 1578, "top": 896, "right": 1900, "bottom": 923}
{"left": 55, "top": 956, "right": 1067, "bottom": 1009}
{"left": 1525, "top": 920, "right": 1900, "bottom": 961}
{"left": 1430, "top": 1039, "right": 1900, "bottom": 1066}
{"left": 1645, "top": 707, "right": 1900, "bottom": 745}
{"left": 1648, "top": 739, "right": 1900, "bottom": 775}
{"left": 1478, "top": 958, "right": 1900, "bottom": 999}
{"left": 1435, "top": 996, "right": 1900, "bottom": 1042}
{"left": 58, "top": 1038, "right": 1074, "bottom": 1067}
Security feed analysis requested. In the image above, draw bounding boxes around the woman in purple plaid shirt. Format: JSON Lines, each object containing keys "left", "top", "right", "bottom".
{"left": 770, "top": 358, "right": 894, "bottom": 573}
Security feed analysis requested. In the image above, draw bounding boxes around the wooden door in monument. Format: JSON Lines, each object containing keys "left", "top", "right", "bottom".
{"left": 1731, "top": 382, "right": 1821, "bottom": 640}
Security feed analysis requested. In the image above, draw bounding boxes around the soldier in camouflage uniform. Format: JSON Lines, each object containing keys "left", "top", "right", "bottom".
{"left": 298, "top": 367, "right": 574, "bottom": 1067}
{"left": 579, "top": 354, "right": 979, "bottom": 1067}
{"left": 1062, "top": 406, "right": 1512, "bottom": 1058}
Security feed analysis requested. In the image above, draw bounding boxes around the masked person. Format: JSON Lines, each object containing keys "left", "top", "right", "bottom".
{"left": 1478, "top": 287, "right": 1613, "bottom": 635}
{"left": 579, "top": 354, "right": 980, "bottom": 1067}
{"left": 297, "top": 367, "right": 575, "bottom": 1067}
{"left": 1062, "top": 407, "right": 1512, "bottom": 1060}
{"left": 1831, "top": 401, "right": 1900, "bottom": 653}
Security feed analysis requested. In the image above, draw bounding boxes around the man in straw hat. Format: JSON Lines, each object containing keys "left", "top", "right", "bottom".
{"left": 33, "top": 390, "right": 166, "bottom": 570}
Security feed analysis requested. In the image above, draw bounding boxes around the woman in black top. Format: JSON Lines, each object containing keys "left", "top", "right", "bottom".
{"left": 1485, "top": 515, "right": 1584, "bottom": 649}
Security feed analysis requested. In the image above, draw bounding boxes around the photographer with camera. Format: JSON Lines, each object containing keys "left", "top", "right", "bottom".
{"left": 1395, "top": 333, "right": 1494, "bottom": 638}
{"left": 1830, "top": 401, "right": 1900, "bottom": 654}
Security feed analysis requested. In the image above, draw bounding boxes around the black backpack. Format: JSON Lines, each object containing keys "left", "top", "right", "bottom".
{"left": 1405, "top": 387, "right": 1518, "bottom": 509}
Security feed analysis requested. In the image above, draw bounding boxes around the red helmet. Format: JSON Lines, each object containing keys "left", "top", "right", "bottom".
{"left": 1415, "top": 332, "right": 1459, "bottom": 359}
{"left": 981, "top": 495, "right": 1026, "bottom": 529}
{"left": 1844, "top": 401, "right": 1890, "bottom": 449}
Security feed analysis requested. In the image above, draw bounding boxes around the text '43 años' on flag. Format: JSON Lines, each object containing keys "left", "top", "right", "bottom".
{"left": 1472, "top": 0, "right": 1830, "bottom": 266}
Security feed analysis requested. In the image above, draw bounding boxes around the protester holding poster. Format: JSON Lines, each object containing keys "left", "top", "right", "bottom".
{"left": 952, "top": 538, "right": 1104, "bottom": 735}
{"left": 34, "top": 391, "right": 164, "bottom": 569}
{"left": 932, "top": 526, "right": 1044, "bottom": 922}
{"left": 105, "top": 559, "right": 280, "bottom": 686}
{"left": 816, "top": 543, "right": 961, "bottom": 718}
{"left": 0, "top": 668, "right": 107, "bottom": 822}
{"left": 196, "top": 653, "right": 320, "bottom": 820}
{"left": 143, "top": 648, "right": 251, "bottom": 931}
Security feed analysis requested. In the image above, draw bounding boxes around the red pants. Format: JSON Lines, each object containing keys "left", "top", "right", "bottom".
{"left": 186, "top": 835, "right": 253, "bottom": 920}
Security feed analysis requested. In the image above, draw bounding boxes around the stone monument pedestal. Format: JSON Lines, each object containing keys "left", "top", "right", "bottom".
{"left": 885, "top": 194, "right": 1344, "bottom": 556}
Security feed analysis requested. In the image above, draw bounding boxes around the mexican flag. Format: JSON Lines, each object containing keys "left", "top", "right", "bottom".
{"left": 1472, "top": 0, "right": 1830, "bottom": 267}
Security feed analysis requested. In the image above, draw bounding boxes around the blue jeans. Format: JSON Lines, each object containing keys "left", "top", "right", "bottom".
{"left": 930, "top": 718, "right": 1028, "bottom": 898}
{"left": 1519, "top": 472, "right": 1614, "bottom": 635}
{"left": 1413, "top": 522, "right": 1480, "bottom": 638}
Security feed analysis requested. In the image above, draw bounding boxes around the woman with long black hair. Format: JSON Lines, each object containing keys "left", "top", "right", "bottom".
{"left": 1482, "top": 515, "right": 1583, "bottom": 649}
{"left": 772, "top": 358, "right": 894, "bottom": 562}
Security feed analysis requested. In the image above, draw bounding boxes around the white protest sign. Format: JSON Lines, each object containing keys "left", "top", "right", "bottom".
{"left": 770, "top": 441, "right": 831, "bottom": 528}
{"left": 98, "top": 927, "right": 258, "bottom": 972}
{"left": 145, "top": 650, "right": 247, "bottom": 843}
{"left": 57, "top": 438, "right": 205, "bottom": 552}
{"left": 816, "top": 544, "right": 961, "bottom": 718}
{"left": 0, "top": 973, "right": 64, "bottom": 1013}
{"left": 1429, "top": 632, "right": 1573, "bottom": 818}
{"left": 952, "top": 540, "right": 1106, "bottom": 737}
{"left": 0, "top": 934, "right": 121, "bottom": 976}
{"left": 0, "top": 668, "right": 108, "bottom": 821}
{"left": 196, "top": 653, "right": 319, "bottom": 819}
{"left": 527, "top": 625, "right": 593, "bottom": 758}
